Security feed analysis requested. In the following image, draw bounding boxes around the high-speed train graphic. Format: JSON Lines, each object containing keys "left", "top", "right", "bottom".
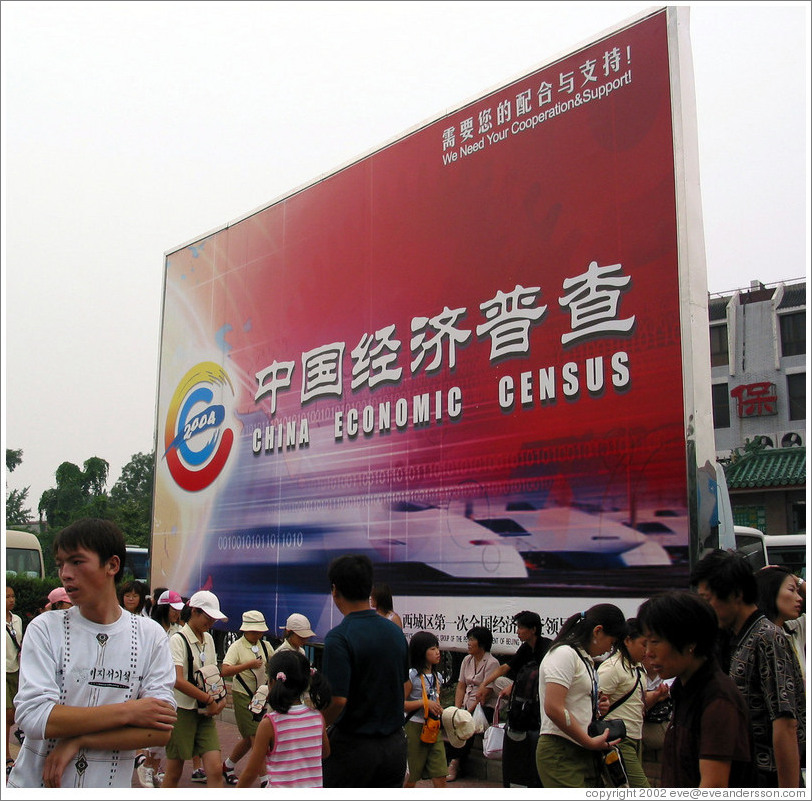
{"left": 464, "top": 499, "right": 672, "bottom": 569}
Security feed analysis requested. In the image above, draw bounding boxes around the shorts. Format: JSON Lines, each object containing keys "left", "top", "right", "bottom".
{"left": 232, "top": 691, "right": 259, "bottom": 739}
{"left": 6, "top": 671, "right": 19, "bottom": 709}
{"left": 536, "top": 733, "right": 601, "bottom": 788}
{"left": 323, "top": 726, "right": 406, "bottom": 788}
{"left": 405, "top": 720, "right": 447, "bottom": 780}
{"left": 165, "top": 707, "right": 221, "bottom": 761}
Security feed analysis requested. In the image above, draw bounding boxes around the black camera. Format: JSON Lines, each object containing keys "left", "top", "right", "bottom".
{"left": 587, "top": 718, "right": 626, "bottom": 741}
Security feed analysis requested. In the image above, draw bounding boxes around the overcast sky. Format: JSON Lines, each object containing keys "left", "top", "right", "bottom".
{"left": 2, "top": 1, "right": 809, "bottom": 515}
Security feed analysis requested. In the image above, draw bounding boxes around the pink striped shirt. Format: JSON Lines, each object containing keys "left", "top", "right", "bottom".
{"left": 264, "top": 705, "right": 325, "bottom": 787}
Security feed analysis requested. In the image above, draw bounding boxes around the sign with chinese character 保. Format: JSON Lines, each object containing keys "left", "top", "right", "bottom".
{"left": 730, "top": 382, "right": 778, "bottom": 418}
{"left": 153, "top": 8, "right": 704, "bottom": 650}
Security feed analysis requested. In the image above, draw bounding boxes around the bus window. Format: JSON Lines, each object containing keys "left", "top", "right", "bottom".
{"left": 765, "top": 537, "right": 807, "bottom": 580}
{"left": 125, "top": 546, "right": 149, "bottom": 583}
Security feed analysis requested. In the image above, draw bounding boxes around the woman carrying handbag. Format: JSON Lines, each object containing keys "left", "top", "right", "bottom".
{"left": 445, "top": 626, "right": 501, "bottom": 782}
{"left": 536, "top": 604, "right": 628, "bottom": 787}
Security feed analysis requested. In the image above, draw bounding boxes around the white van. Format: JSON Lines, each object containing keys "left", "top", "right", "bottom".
{"left": 5, "top": 529, "right": 45, "bottom": 579}
{"left": 734, "top": 526, "right": 807, "bottom": 578}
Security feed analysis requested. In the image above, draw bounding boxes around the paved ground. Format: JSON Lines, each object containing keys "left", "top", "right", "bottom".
{"left": 160, "top": 714, "right": 500, "bottom": 788}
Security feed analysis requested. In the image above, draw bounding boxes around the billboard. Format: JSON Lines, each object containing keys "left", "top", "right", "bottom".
{"left": 153, "top": 7, "right": 710, "bottom": 651}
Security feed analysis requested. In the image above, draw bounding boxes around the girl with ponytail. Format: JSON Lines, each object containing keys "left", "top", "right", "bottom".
{"left": 237, "top": 650, "right": 331, "bottom": 788}
{"left": 536, "top": 603, "right": 627, "bottom": 787}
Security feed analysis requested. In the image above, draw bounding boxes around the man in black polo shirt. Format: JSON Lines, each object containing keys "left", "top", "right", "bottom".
{"left": 322, "top": 554, "right": 409, "bottom": 787}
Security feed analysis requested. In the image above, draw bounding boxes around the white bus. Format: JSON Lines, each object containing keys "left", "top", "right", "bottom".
{"left": 5, "top": 529, "right": 45, "bottom": 579}
{"left": 734, "top": 526, "right": 806, "bottom": 578}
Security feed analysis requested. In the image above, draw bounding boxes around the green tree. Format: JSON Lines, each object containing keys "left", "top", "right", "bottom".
{"left": 82, "top": 456, "right": 110, "bottom": 496}
{"left": 5, "top": 447, "right": 32, "bottom": 526}
{"left": 37, "top": 457, "right": 111, "bottom": 529}
{"left": 110, "top": 452, "right": 155, "bottom": 546}
{"left": 7, "top": 448, "right": 23, "bottom": 472}
{"left": 37, "top": 457, "right": 112, "bottom": 576}
{"left": 34, "top": 452, "right": 155, "bottom": 573}
{"left": 6, "top": 488, "right": 31, "bottom": 527}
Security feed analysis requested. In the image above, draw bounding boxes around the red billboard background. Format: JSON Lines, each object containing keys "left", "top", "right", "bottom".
{"left": 154, "top": 9, "right": 695, "bottom": 647}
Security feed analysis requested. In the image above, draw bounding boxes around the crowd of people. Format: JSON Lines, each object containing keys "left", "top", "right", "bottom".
{"left": 4, "top": 516, "right": 807, "bottom": 790}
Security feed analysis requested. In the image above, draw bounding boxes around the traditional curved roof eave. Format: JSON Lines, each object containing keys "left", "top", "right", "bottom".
{"left": 724, "top": 446, "right": 806, "bottom": 491}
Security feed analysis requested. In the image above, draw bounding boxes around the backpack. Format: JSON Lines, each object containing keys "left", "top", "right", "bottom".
{"left": 506, "top": 637, "right": 551, "bottom": 733}
{"left": 507, "top": 659, "right": 541, "bottom": 732}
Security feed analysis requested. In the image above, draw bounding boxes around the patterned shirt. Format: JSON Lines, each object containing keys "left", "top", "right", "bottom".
{"left": 8, "top": 607, "right": 175, "bottom": 788}
{"left": 729, "top": 611, "right": 806, "bottom": 777}
{"left": 264, "top": 705, "right": 325, "bottom": 787}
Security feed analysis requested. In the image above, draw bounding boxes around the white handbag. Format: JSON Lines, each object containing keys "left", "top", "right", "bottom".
{"left": 482, "top": 699, "right": 505, "bottom": 759}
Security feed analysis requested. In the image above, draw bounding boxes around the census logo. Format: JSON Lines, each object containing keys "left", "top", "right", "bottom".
{"left": 164, "top": 362, "right": 235, "bottom": 491}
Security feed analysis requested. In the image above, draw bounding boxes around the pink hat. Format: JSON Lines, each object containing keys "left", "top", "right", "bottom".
{"left": 46, "top": 587, "right": 71, "bottom": 609}
{"left": 157, "top": 590, "right": 185, "bottom": 610}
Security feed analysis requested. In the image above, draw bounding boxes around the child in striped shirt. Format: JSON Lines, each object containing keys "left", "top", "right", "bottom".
{"left": 237, "top": 650, "right": 331, "bottom": 788}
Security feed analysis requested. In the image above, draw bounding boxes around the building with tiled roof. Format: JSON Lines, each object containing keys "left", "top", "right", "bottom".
{"left": 709, "top": 279, "right": 806, "bottom": 535}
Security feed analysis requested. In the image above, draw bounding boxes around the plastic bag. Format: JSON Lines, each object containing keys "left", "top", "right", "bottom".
{"left": 602, "top": 745, "right": 629, "bottom": 788}
{"left": 471, "top": 703, "right": 489, "bottom": 734}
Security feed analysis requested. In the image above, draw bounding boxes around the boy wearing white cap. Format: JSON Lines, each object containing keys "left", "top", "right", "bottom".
{"left": 219, "top": 611, "right": 274, "bottom": 784}
{"left": 277, "top": 613, "right": 316, "bottom": 655}
{"left": 161, "top": 590, "right": 228, "bottom": 788}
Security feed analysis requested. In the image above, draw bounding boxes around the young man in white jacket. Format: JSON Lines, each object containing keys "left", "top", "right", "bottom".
{"left": 7, "top": 518, "right": 177, "bottom": 789}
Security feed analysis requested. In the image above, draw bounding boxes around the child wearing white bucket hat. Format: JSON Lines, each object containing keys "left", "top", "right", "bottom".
{"left": 220, "top": 611, "right": 274, "bottom": 785}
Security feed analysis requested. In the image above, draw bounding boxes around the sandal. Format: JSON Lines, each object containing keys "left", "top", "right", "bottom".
{"left": 222, "top": 762, "right": 239, "bottom": 786}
